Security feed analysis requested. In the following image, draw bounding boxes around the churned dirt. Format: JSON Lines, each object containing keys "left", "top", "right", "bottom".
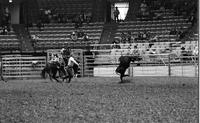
{"left": 0, "top": 76, "right": 198, "bottom": 123}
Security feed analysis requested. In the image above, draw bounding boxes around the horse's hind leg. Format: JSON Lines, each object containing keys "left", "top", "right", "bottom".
{"left": 52, "top": 74, "right": 60, "bottom": 82}
{"left": 68, "top": 77, "right": 72, "bottom": 83}
{"left": 119, "top": 71, "right": 125, "bottom": 83}
{"left": 120, "top": 74, "right": 123, "bottom": 83}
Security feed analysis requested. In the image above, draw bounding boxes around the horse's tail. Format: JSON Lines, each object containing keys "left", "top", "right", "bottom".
{"left": 41, "top": 67, "right": 46, "bottom": 79}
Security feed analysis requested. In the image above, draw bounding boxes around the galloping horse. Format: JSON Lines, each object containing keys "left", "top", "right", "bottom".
{"left": 41, "top": 61, "right": 62, "bottom": 82}
{"left": 61, "top": 56, "right": 80, "bottom": 83}
{"left": 41, "top": 57, "right": 80, "bottom": 83}
{"left": 116, "top": 55, "right": 142, "bottom": 83}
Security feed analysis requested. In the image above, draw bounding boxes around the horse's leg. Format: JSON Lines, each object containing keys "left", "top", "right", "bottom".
{"left": 52, "top": 70, "right": 59, "bottom": 82}
{"left": 41, "top": 68, "right": 47, "bottom": 79}
{"left": 119, "top": 68, "right": 127, "bottom": 83}
{"left": 68, "top": 77, "right": 72, "bottom": 83}
{"left": 120, "top": 73, "right": 124, "bottom": 83}
{"left": 67, "top": 67, "right": 74, "bottom": 83}
{"left": 49, "top": 71, "right": 53, "bottom": 81}
{"left": 60, "top": 67, "right": 69, "bottom": 82}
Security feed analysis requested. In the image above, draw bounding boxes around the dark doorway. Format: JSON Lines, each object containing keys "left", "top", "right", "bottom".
{"left": 105, "top": 1, "right": 111, "bottom": 23}
{"left": 19, "top": 1, "right": 25, "bottom": 24}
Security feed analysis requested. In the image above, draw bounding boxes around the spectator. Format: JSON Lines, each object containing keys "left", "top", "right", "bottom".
{"left": 153, "top": 12, "right": 163, "bottom": 20}
{"left": 142, "top": 31, "right": 149, "bottom": 40}
{"left": 120, "top": 32, "right": 126, "bottom": 43}
{"left": 192, "top": 46, "right": 198, "bottom": 56}
{"left": 140, "top": 1, "right": 148, "bottom": 16}
{"left": 85, "top": 10, "right": 92, "bottom": 24}
{"left": 113, "top": 7, "right": 120, "bottom": 22}
{"left": 77, "top": 30, "right": 85, "bottom": 38}
{"left": 30, "top": 34, "right": 40, "bottom": 48}
{"left": 126, "top": 31, "right": 132, "bottom": 43}
{"left": 74, "top": 15, "right": 82, "bottom": 28}
{"left": 71, "top": 31, "right": 78, "bottom": 41}
{"left": 83, "top": 34, "right": 89, "bottom": 41}
{"left": 150, "top": 35, "right": 159, "bottom": 42}
{"left": 36, "top": 20, "right": 43, "bottom": 31}
{"left": 112, "top": 41, "right": 120, "bottom": 49}
{"left": 169, "top": 28, "right": 178, "bottom": 35}
{"left": 147, "top": 43, "right": 156, "bottom": 54}
{"left": 187, "top": 12, "right": 196, "bottom": 26}
{"left": 0, "top": 27, "right": 8, "bottom": 35}
{"left": 180, "top": 47, "right": 188, "bottom": 61}
{"left": 133, "top": 45, "right": 139, "bottom": 55}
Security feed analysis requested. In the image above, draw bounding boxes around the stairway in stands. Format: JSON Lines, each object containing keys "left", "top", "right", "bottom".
{"left": 12, "top": 24, "right": 34, "bottom": 52}
{"left": 100, "top": 22, "right": 118, "bottom": 44}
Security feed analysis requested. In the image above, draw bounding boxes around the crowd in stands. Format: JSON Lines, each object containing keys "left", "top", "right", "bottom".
{"left": 70, "top": 30, "right": 89, "bottom": 41}
{"left": 115, "top": 31, "right": 159, "bottom": 44}
{"left": 30, "top": 34, "right": 40, "bottom": 48}
{"left": 136, "top": 0, "right": 197, "bottom": 23}
{"left": 73, "top": 10, "right": 92, "bottom": 28}
{"left": 33, "top": 8, "right": 92, "bottom": 30}
{"left": 117, "top": 28, "right": 190, "bottom": 44}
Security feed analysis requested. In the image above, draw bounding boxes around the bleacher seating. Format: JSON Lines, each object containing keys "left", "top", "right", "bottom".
{"left": 109, "top": 7, "right": 198, "bottom": 63}
{"left": 0, "top": 31, "right": 20, "bottom": 51}
{"left": 115, "top": 9, "right": 192, "bottom": 42}
{"left": 29, "top": 22, "right": 104, "bottom": 50}
{"left": 37, "top": 0, "right": 93, "bottom": 20}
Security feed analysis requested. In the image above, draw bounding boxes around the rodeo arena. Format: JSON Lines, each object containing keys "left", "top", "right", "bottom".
{"left": 0, "top": 0, "right": 199, "bottom": 122}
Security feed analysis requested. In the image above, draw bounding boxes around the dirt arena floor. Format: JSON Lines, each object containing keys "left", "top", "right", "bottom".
{"left": 0, "top": 76, "right": 198, "bottom": 123}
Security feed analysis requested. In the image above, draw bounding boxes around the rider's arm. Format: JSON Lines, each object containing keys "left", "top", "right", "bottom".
{"left": 70, "top": 57, "right": 79, "bottom": 66}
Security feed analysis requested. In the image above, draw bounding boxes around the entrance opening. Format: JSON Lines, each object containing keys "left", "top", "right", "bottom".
{"left": 111, "top": 2, "right": 129, "bottom": 21}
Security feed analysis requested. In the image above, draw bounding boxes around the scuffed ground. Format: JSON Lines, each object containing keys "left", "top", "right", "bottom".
{"left": 0, "top": 77, "right": 198, "bottom": 123}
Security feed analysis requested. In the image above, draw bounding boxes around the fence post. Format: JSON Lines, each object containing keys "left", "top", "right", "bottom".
{"left": 168, "top": 54, "right": 171, "bottom": 76}
{"left": 0, "top": 56, "right": 2, "bottom": 79}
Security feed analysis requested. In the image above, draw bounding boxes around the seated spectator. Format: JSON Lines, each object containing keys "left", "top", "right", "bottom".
{"left": 147, "top": 43, "right": 156, "bottom": 54}
{"left": 0, "top": 27, "right": 8, "bottom": 35}
{"left": 178, "top": 30, "right": 187, "bottom": 40}
{"left": 36, "top": 20, "right": 43, "bottom": 31}
{"left": 71, "top": 31, "right": 78, "bottom": 41}
{"left": 77, "top": 30, "right": 85, "bottom": 38}
{"left": 180, "top": 47, "right": 189, "bottom": 61}
{"left": 133, "top": 45, "right": 139, "bottom": 55}
{"left": 142, "top": 31, "right": 149, "bottom": 40}
{"left": 31, "top": 34, "right": 40, "bottom": 40}
{"left": 85, "top": 11, "right": 92, "bottom": 24}
{"left": 83, "top": 33, "right": 89, "bottom": 41}
{"left": 30, "top": 34, "right": 40, "bottom": 48}
{"left": 153, "top": 13, "right": 163, "bottom": 20}
{"left": 74, "top": 15, "right": 82, "bottom": 28}
{"left": 192, "top": 46, "right": 198, "bottom": 56}
{"left": 140, "top": 1, "right": 148, "bottom": 16}
{"left": 126, "top": 31, "right": 132, "bottom": 43}
{"left": 112, "top": 41, "right": 120, "bottom": 49}
{"left": 187, "top": 12, "right": 196, "bottom": 26}
{"left": 150, "top": 35, "right": 159, "bottom": 42}
{"left": 135, "top": 32, "right": 143, "bottom": 41}
{"left": 120, "top": 32, "right": 126, "bottom": 43}
{"left": 132, "top": 35, "right": 137, "bottom": 43}
{"left": 169, "top": 28, "right": 178, "bottom": 35}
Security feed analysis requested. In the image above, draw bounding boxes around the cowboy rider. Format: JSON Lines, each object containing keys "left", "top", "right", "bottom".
{"left": 66, "top": 52, "right": 79, "bottom": 79}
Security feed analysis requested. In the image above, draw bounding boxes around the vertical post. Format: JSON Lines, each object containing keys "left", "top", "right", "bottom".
{"left": 0, "top": 55, "right": 2, "bottom": 79}
{"left": 168, "top": 54, "right": 171, "bottom": 76}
